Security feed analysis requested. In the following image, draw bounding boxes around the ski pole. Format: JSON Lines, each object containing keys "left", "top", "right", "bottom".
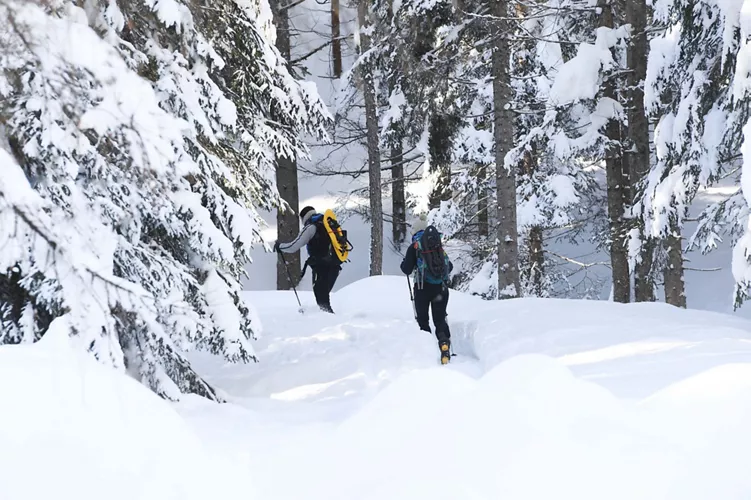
{"left": 278, "top": 251, "right": 302, "bottom": 310}
{"left": 407, "top": 275, "right": 417, "bottom": 321}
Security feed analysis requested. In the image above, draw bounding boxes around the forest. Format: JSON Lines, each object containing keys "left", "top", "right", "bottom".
{"left": 1, "top": 0, "right": 750, "bottom": 399}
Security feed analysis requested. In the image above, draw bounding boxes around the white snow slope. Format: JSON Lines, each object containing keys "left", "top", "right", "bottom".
{"left": 4, "top": 276, "right": 751, "bottom": 499}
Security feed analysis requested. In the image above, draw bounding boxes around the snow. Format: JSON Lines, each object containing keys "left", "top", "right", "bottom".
{"left": 0, "top": 318, "right": 251, "bottom": 500}
{"left": 202, "top": 269, "right": 257, "bottom": 361}
{"left": 185, "top": 277, "right": 751, "bottom": 499}
{"left": 5, "top": 276, "right": 751, "bottom": 498}
{"left": 547, "top": 28, "right": 623, "bottom": 105}
{"left": 143, "top": 0, "right": 193, "bottom": 30}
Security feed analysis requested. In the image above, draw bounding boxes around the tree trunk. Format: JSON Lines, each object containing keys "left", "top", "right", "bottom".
{"left": 521, "top": 149, "right": 544, "bottom": 296}
{"left": 477, "top": 162, "right": 489, "bottom": 237}
{"left": 392, "top": 143, "right": 407, "bottom": 244}
{"left": 664, "top": 220, "right": 686, "bottom": 307}
{"left": 385, "top": 17, "right": 406, "bottom": 245}
{"left": 599, "top": 0, "right": 630, "bottom": 303}
{"left": 528, "top": 226, "right": 544, "bottom": 296}
{"left": 492, "top": 0, "right": 521, "bottom": 298}
{"left": 271, "top": 0, "right": 300, "bottom": 290}
{"left": 331, "top": 0, "right": 343, "bottom": 78}
{"left": 626, "top": 0, "right": 654, "bottom": 302}
{"left": 428, "top": 114, "right": 453, "bottom": 210}
{"left": 358, "top": 0, "right": 383, "bottom": 275}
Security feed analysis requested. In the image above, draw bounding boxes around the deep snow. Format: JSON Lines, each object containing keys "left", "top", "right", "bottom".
{"left": 4, "top": 276, "right": 751, "bottom": 499}
{"left": 0, "top": 319, "right": 253, "bottom": 500}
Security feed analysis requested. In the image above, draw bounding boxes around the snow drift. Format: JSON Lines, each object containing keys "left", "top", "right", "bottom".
{"left": 3, "top": 276, "right": 751, "bottom": 499}
{"left": 182, "top": 276, "right": 751, "bottom": 500}
{"left": 0, "top": 318, "right": 253, "bottom": 500}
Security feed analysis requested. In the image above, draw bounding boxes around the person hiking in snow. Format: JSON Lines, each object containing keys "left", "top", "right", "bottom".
{"left": 274, "top": 206, "right": 341, "bottom": 314}
{"left": 401, "top": 219, "right": 454, "bottom": 364}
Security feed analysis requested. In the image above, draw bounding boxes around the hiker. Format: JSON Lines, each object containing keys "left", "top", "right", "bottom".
{"left": 400, "top": 220, "right": 454, "bottom": 364}
{"left": 274, "top": 206, "right": 341, "bottom": 313}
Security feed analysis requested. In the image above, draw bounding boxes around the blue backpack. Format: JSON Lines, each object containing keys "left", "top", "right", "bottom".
{"left": 412, "top": 225, "right": 451, "bottom": 286}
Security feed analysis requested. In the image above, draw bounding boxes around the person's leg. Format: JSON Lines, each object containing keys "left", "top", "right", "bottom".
{"left": 413, "top": 287, "right": 431, "bottom": 333}
{"left": 312, "top": 266, "right": 333, "bottom": 313}
{"left": 327, "top": 265, "right": 341, "bottom": 293}
{"left": 431, "top": 287, "right": 451, "bottom": 345}
{"left": 322, "top": 265, "right": 340, "bottom": 313}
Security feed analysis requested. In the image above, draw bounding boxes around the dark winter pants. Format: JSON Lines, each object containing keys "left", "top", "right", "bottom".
{"left": 414, "top": 283, "right": 450, "bottom": 344}
{"left": 312, "top": 263, "right": 340, "bottom": 313}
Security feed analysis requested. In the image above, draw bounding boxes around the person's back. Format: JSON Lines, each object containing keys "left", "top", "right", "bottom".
{"left": 275, "top": 206, "right": 342, "bottom": 313}
{"left": 401, "top": 222, "right": 453, "bottom": 364}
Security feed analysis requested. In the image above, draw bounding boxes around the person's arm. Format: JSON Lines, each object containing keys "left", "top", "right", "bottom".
{"left": 277, "top": 224, "right": 316, "bottom": 254}
{"left": 400, "top": 243, "right": 417, "bottom": 275}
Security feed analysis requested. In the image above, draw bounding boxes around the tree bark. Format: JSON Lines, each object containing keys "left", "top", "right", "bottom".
{"left": 391, "top": 143, "right": 407, "bottom": 243}
{"left": 477, "top": 162, "right": 489, "bottom": 237}
{"left": 428, "top": 114, "right": 453, "bottom": 210}
{"left": 271, "top": 0, "right": 300, "bottom": 290}
{"left": 358, "top": 0, "right": 383, "bottom": 275}
{"left": 626, "top": 0, "right": 654, "bottom": 302}
{"left": 492, "top": 0, "right": 521, "bottom": 298}
{"left": 599, "top": 0, "right": 630, "bottom": 303}
{"left": 384, "top": 13, "right": 406, "bottom": 245}
{"left": 521, "top": 149, "right": 543, "bottom": 295}
{"left": 664, "top": 220, "right": 686, "bottom": 307}
{"left": 528, "top": 225, "right": 544, "bottom": 296}
{"left": 331, "top": 0, "right": 343, "bottom": 78}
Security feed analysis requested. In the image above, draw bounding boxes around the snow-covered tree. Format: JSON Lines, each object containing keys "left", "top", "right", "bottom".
{"left": 643, "top": 0, "right": 749, "bottom": 308}
{"left": 0, "top": 0, "right": 329, "bottom": 399}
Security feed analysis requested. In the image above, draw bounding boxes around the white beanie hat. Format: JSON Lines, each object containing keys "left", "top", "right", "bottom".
{"left": 411, "top": 215, "right": 427, "bottom": 233}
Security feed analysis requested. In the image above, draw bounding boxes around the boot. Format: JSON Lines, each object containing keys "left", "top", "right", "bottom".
{"left": 439, "top": 340, "right": 450, "bottom": 365}
{"left": 318, "top": 303, "right": 335, "bottom": 314}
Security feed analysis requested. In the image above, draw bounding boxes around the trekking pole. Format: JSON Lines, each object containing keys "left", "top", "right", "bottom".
{"left": 278, "top": 251, "right": 303, "bottom": 312}
{"left": 407, "top": 275, "right": 417, "bottom": 321}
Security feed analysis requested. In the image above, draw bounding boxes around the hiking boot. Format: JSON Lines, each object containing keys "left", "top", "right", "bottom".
{"left": 439, "top": 340, "right": 450, "bottom": 364}
{"left": 318, "top": 303, "right": 335, "bottom": 314}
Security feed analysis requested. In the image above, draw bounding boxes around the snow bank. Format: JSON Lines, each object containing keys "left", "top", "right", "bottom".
{"left": 179, "top": 276, "right": 751, "bottom": 500}
{"left": 228, "top": 354, "right": 751, "bottom": 500}
{"left": 0, "top": 319, "right": 252, "bottom": 500}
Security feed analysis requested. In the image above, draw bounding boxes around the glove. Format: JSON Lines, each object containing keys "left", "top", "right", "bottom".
{"left": 273, "top": 241, "right": 281, "bottom": 253}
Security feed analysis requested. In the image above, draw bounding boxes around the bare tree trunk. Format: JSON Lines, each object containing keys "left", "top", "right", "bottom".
{"left": 626, "top": 0, "right": 654, "bottom": 302}
{"left": 599, "top": 0, "right": 630, "bottom": 303}
{"left": 477, "top": 162, "right": 489, "bottom": 237}
{"left": 272, "top": 0, "right": 300, "bottom": 290}
{"left": 391, "top": 143, "right": 407, "bottom": 243}
{"left": 664, "top": 220, "right": 686, "bottom": 307}
{"left": 492, "top": 0, "right": 521, "bottom": 298}
{"left": 332, "top": 0, "right": 343, "bottom": 78}
{"left": 428, "top": 114, "right": 453, "bottom": 210}
{"left": 358, "top": 0, "right": 383, "bottom": 275}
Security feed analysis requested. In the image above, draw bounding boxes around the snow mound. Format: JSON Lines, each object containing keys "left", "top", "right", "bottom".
{"left": 258, "top": 354, "right": 751, "bottom": 500}
{"left": 0, "top": 318, "right": 253, "bottom": 500}
{"left": 179, "top": 276, "right": 751, "bottom": 500}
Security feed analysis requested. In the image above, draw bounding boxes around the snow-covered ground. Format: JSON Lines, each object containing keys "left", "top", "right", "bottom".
{"left": 0, "top": 319, "right": 253, "bottom": 500}
{"left": 183, "top": 278, "right": 751, "bottom": 499}
{"left": 5, "top": 276, "right": 750, "bottom": 499}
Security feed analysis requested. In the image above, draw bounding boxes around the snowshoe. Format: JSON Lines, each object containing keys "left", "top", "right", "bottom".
{"left": 439, "top": 341, "right": 451, "bottom": 365}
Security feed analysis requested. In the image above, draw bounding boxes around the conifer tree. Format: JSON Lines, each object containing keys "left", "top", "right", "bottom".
{"left": 0, "top": 0, "right": 329, "bottom": 399}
